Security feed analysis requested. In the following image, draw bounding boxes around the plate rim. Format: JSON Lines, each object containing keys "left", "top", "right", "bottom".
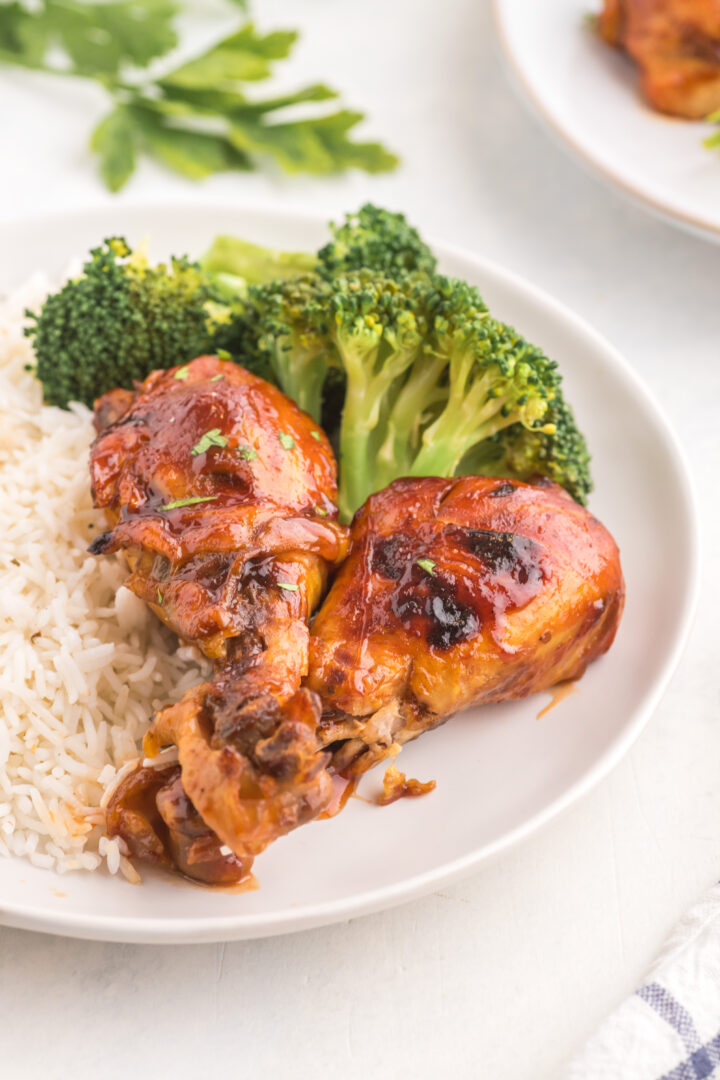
{"left": 0, "top": 201, "right": 701, "bottom": 943}
{"left": 492, "top": 0, "right": 720, "bottom": 242}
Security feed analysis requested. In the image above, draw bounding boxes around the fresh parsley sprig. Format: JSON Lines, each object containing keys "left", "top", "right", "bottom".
{"left": 0, "top": 1, "right": 399, "bottom": 191}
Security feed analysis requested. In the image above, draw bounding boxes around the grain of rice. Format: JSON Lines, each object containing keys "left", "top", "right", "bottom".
{"left": 119, "top": 855, "right": 142, "bottom": 884}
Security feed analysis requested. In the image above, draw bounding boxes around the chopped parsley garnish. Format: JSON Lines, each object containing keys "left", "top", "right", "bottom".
{"left": 237, "top": 445, "right": 258, "bottom": 461}
{"left": 174, "top": 366, "right": 190, "bottom": 381}
{"left": 159, "top": 495, "right": 218, "bottom": 511}
{"left": 190, "top": 429, "right": 228, "bottom": 456}
{"left": 315, "top": 506, "right": 329, "bottom": 517}
{"left": 277, "top": 582, "right": 299, "bottom": 592}
{"left": 210, "top": 374, "right": 224, "bottom": 383}
{"left": 416, "top": 558, "right": 436, "bottom": 575}
{"left": 278, "top": 432, "right": 295, "bottom": 450}
{"left": 310, "top": 430, "right": 322, "bottom": 442}
{"left": 156, "top": 588, "right": 163, "bottom": 604}
{"left": 216, "top": 349, "right": 231, "bottom": 361}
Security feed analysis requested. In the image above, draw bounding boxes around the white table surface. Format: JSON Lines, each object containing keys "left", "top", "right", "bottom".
{"left": 1, "top": 1, "right": 719, "bottom": 1077}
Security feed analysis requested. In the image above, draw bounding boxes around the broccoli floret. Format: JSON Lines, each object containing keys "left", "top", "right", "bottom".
{"left": 317, "top": 203, "right": 437, "bottom": 279}
{"left": 25, "top": 238, "right": 219, "bottom": 409}
{"left": 291, "top": 271, "right": 591, "bottom": 518}
{"left": 405, "top": 305, "right": 590, "bottom": 493}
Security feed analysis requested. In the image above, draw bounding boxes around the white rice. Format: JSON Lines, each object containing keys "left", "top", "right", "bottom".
{"left": 0, "top": 275, "right": 210, "bottom": 877}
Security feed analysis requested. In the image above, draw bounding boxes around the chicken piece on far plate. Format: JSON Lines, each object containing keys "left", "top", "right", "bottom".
{"left": 308, "top": 476, "right": 624, "bottom": 776}
{"left": 598, "top": 0, "right": 720, "bottom": 118}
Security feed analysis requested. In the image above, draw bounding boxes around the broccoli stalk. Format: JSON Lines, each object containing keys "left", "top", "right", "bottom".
{"left": 326, "top": 275, "right": 426, "bottom": 517}
{"left": 201, "top": 235, "right": 317, "bottom": 293}
{"left": 372, "top": 350, "right": 447, "bottom": 486}
{"left": 372, "top": 277, "right": 491, "bottom": 488}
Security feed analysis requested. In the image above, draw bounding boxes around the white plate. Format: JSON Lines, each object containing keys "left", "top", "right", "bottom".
{"left": 0, "top": 203, "right": 699, "bottom": 943}
{"left": 494, "top": 0, "right": 720, "bottom": 240}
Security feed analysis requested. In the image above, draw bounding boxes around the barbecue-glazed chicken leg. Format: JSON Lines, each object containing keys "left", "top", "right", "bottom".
{"left": 308, "top": 476, "right": 624, "bottom": 776}
{"left": 90, "top": 356, "right": 348, "bottom": 883}
{"left": 599, "top": 0, "right": 720, "bottom": 118}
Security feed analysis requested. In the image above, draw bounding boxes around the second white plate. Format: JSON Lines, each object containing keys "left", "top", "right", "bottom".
{"left": 494, "top": 0, "right": 720, "bottom": 240}
{"left": 0, "top": 202, "right": 699, "bottom": 942}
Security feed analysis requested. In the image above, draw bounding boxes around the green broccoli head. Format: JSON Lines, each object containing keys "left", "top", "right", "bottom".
{"left": 317, "top": 204, "right": 438, "bottom": 280}
{"left": 25, "top": 238, "right": 217, "bottom": 409}
{"left": 299, "top": 271, "right": 592, "bottom": 519}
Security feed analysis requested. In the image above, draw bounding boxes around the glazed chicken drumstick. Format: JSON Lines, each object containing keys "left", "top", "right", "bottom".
{"left": 599, "top": 0, "right": 720, "bottom": 118}
{"left": 90, "top": 356, "right": 348, "bottom": 883}
{"left": 308, "top": 476, "right": 624, "bottom": 777}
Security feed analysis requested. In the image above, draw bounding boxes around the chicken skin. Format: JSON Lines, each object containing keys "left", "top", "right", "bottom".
{"left": 308, "top": 476, "right": 624, "bottom": 776}
{"left": 91, "top": 359, "right": 624, "bottom": 884}
{"left": 599, "top": 0, "right": 720, "bottom": 117}
{"left": 90, "top": 356, "right": 348, "bottom": 883}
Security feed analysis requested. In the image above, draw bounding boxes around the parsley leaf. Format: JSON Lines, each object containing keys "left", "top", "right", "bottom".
{"left": 161, "top": 25, "right": 296, "bottom": 90}
{"left": 0, "top": 0, "right": 179, "bottom": 77}
{"left": 174, "top": 365, "right": 190, "bottom": 380}
{"left": 237, "top": 445, "right": 258, "bottom": 461}
{"left": 229, "top": 109, "right": 399, "bottom": 175}
{"left": 131, "top": 107, "right": 252, "bottom": 180}
{"left": 416, "top": 559, "right": 437, "bottom": 575}
{"left": 90, "top": 105, "right": 138, "bottom": 193}
{"left": 277, "top": 582, "right": 299, "bottom": 592}
{"left": 190, "top": 428, "right": 228, "bottom": 456}
{"left": 0, "top": 3, "right": 49, "bottom": 68}
{"left": 159, "top": 494, "right": 218, "bottom": 510}
{"left": 278, "top": 432, "right": 295, "bottom": 450}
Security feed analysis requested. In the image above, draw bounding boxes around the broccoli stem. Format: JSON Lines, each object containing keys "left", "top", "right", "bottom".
{"left": 267, "top": 344, "right": 329, "bottom": 422}
{"left": 373, "top": 352, "right": 447, "bottom": 489}
{"left": 201, "top": 236, "right": 317, "bottom": 286}
{"left": 409, "top": 378, "right": 522, "bottom": 477}
{"left": 336, "top": 330, "right": 422, "bottom": 520}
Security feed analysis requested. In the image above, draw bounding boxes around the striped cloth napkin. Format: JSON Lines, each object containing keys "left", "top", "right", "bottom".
{"left": 566, "top": 884, "right": 720, "bottom": 1079}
